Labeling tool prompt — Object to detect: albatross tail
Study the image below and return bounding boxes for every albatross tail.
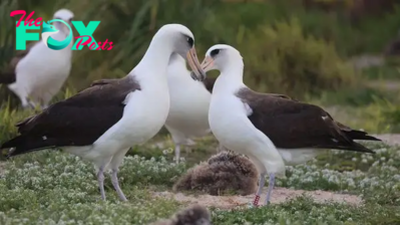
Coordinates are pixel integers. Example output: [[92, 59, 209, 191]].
[[343, 129, 382, 142], [329, 141, 376, 154], [1, 135, 53, 158]]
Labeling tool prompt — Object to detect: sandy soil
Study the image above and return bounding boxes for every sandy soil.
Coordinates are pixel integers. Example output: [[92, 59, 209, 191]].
[[350, 55, 384, 70], [152, 187, 362, 209], [375, 134, 400, 146]]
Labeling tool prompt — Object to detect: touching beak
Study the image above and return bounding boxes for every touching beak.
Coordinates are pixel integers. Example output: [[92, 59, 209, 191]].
[[200, 56, 214, 73], [186, 47, 206, 81]]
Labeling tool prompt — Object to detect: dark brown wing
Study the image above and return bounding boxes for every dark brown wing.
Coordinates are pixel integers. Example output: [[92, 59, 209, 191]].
[[237, 88, 378, 152], [2, 76, 140, 156], [0, 42, 38, 84], [265, 93, 295, 101]]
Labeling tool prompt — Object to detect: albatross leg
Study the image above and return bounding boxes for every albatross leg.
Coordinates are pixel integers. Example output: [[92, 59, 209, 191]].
[[111, 169, 127, 201], [21, 98, 30, 109], [97, 166, 106, 201], [174, 144, 181, 164], [28, 99, 38, 109], [109, 148, 130, 201], [264, 173, 276, 205], [253, 172, 266, 207]]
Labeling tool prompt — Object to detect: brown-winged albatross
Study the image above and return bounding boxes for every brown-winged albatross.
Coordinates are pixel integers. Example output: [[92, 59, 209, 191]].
[[0, 24, 205, 201], [165, 53, 216, 163], [201, 44, 381, 207], [0, 9, 74, 109]]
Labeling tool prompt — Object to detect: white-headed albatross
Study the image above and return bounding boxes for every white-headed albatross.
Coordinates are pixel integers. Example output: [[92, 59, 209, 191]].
[[202, 44, 381, 207], [0, 9, 75, 109], [0, 24, 206, 201], [165, 53, 216, 163]]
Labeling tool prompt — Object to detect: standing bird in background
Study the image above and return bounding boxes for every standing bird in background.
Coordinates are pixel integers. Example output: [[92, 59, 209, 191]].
[[202, 44, 381, 207], [1, 24, 205, 201], [0, 9, 74, 109], [165, 53, 216, 163]]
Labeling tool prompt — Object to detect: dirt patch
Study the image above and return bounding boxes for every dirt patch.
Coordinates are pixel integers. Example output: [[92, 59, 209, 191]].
[[375, 134, 400, 146], [152, 187, 362, 209], [364, 80, 400, 91], [350, 55, 384, 70]]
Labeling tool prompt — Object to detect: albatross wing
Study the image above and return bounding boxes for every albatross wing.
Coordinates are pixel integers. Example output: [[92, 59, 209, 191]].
[[236, 88, 380, 153], [1, 76, 140, 156]]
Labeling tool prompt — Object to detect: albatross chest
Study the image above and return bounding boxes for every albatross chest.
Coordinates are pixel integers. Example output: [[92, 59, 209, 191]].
[[106, 88, 170, 147], [209, 94, 259, 153]]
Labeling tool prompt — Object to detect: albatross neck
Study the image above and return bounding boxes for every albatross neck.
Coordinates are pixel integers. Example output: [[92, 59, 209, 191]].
[[214, 58, 245, 94], [130, 35, 174, 82]]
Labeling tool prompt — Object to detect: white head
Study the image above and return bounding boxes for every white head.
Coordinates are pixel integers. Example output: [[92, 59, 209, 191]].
[[53, 9, 74, 25], [150, 24, 205, 81], [201, 44, 243, 73]]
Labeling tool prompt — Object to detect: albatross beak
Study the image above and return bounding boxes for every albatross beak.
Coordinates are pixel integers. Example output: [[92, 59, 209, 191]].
[[200, 56, 214, 73], [186, 47, 206, 81]]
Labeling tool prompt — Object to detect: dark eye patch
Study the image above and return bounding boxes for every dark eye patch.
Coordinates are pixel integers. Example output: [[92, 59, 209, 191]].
[[210, 49, 220, 57], [186, 36, 194, 47]]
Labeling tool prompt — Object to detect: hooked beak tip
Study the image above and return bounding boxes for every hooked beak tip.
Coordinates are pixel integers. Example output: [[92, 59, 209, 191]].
[[190, 71, 206, 82], [190, 71, 199, 81], [186, 47, 206, 82]]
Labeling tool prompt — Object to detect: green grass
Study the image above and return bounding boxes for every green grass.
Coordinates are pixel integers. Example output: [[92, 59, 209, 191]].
[[0, 141, 399, 224]]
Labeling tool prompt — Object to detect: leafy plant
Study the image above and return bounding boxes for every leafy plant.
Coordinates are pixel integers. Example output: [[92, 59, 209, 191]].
[[240, 18, 357, 98]]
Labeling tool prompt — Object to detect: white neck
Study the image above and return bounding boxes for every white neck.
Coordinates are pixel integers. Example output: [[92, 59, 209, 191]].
[[167, 53, 189, 77], [129, 34, 173, 85], [213, 59, 245, 94], [168, 53, 186, 67]]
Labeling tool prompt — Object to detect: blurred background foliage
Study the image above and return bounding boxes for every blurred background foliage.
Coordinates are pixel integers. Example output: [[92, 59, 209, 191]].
[[1, 0, 400, 135]]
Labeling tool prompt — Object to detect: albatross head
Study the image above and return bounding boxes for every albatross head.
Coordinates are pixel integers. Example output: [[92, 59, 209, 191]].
[[201, 44, 243, 73], [53, 9, 74, 26], [153, 24, 206, 81]]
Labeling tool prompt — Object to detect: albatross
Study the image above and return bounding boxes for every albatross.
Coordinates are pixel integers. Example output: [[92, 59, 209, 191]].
[[202, 44, 381, 207], [165, 53, 216, 163], [0, 9, 74, 109], [0, 24, 205, 201]]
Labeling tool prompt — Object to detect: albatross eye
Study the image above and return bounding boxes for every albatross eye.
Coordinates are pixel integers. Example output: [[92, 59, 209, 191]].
[[210, 49, 220, 57], [186, 37, 194, 47]]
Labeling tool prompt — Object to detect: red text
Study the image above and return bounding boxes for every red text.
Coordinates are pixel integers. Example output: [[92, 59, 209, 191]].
[[75, 35, 114, 50], [10, 10, 42, 27]]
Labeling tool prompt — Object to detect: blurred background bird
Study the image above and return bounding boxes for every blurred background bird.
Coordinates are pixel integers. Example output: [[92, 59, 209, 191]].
[[0, 9, 74, 109]]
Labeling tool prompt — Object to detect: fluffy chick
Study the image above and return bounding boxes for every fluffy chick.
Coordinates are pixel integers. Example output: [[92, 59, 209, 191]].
[[173, 151, 258, 195], [150, 204, 211, 225]]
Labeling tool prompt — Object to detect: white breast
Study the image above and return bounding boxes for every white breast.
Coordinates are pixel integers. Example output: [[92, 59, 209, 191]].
[[166, 72, 211, 137], [91, 81, 170, 159], [209, 92, 285, 175], [209, 93, 257, 154]]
